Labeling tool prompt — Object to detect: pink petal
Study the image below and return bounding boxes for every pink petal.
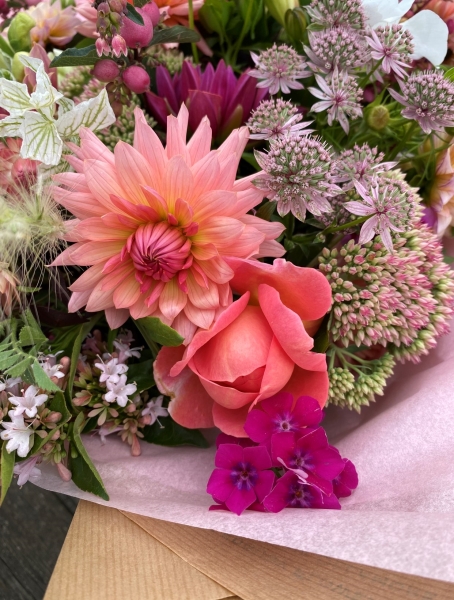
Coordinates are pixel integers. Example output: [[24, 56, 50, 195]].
[[212, 403, 250, 437], [52, 186, 105, 219], [255, 336, 295, 403], [79, 128, 115, 165], [164, 155, 194, 210], [68, 241, 125, 265], [133, 107, 167, 179], [159, 278, 188, 321], [282, 367, 329, 409], [84, 159, 125, 212], [69, 263, 105, 292], [114, 142, 162, 204], [105, 307, 129, 328], [215, 443, 243, 469], [183, 302, 216, 330], [113, 273, 141, 309], [187, 116, 212, 165]]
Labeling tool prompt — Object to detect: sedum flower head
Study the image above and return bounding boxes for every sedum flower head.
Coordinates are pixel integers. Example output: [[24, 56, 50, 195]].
[[305, 27, 368, 74], [249, 43, 311, 95], [333, 143, 397, 190], [309, 69, 363, 134], [247, 98, 313, 141], [51, 105, 285, 343], [345, 177, 422, 252], [328, 353, 395, 411], [254, 135, 340, 221], [306, 0, 367, 31], [389, 71, 454, 134], [366, 24, 414, 78], [59, 66, 93, 99], [319, 225, 454, 360]]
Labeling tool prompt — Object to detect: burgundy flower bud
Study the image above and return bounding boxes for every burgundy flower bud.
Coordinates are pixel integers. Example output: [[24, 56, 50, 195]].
[[98, 1, 110, 14], [120, 8, 153, 48], [110, 99, 124, 117], [93, 58, 120, 82], [122, 65, 150, 93], [109, 0, 126, 13], [142, 1, 161, 27]]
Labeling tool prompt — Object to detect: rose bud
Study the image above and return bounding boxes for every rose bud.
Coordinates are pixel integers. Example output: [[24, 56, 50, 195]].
[[122, 65, 150, 93]]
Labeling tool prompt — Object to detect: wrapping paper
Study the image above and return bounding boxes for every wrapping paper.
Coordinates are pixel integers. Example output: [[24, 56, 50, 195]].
[[34, 330, 454, 583]]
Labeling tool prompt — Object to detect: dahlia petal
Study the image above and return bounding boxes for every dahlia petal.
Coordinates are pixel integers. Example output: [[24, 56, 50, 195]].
[[282, 367, 329, 408], [221, 226, 265, 258], [115, 142, 161, 204], [187, 116, 212, 165], [212, 403, 250, 437], [68, 289, 91, 312], [64, 153, 84, 172], [84, 159, 125, 212], [154, 346, 215, 429], [195, 256, 234, 284], [254, 240, 286, 259], [52, 172, 90, 193], [113, 273, 141, 309], [191, 190, 237, 221], [187, 273, 219, 309], [159, 278, 188, 321], [216, 126, 249, 166], [68, 241, 125, 265], [129, 295, 154, 320], [176, 102, 190, 139], [137, 188, 168, 219], [68, 263, 105, 292], [191, 244, 219, 260], [228, 258, 332, 322], [85, 280, 114, 311], [164, 155, 194, 210], [52, 187, 105, 219], [105, 307, 129, 329], [170, 293, 250, 376], [214, 153, 240, 190], [166, 113, 190, 161], [50, 243, 82, 266], [183, 302, 215, 329], [173, 197, 194, 226], [227, 185, 267, 218], [79, 128, 115, 165], [192, 216, 244, 247], [191, 153, 221, 197], [133, 107, 167, 179], [71, 215, 134, 241], [240, 214, 285, 240], [171, 312, 197, 344]]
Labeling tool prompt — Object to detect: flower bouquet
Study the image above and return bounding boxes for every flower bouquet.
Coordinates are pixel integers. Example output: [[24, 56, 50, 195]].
[[1, 0, 454, 583]]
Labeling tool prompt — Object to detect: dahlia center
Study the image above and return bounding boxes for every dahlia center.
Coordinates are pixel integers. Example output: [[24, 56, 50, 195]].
[[129, 222, 191, 283]]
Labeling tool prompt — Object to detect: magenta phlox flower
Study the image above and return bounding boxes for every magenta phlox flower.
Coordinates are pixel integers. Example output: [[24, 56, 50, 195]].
[[146, 60, 267, 139], [244, 392, 323, 445], [263, 471, 341, 512], [333, 458, 359, 498], [215, 433, 256, 448], [207, 444, 275, 515], [271, 429, 345, 493]]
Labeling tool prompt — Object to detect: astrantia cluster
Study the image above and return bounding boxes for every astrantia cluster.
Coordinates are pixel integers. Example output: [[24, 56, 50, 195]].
[[319, 226, 454, 359], [306, 0, 367, 31], [255, 136, 340, 221], [389, 72, 454, 134], [309, 69, 363, 134], [333, 144, 397, 190], [366, 24, 414, 78], [305, 28, 368, 74], [247, 99, 313, 141], [207, 394, 358, 514], [249, 43, 311, 94]]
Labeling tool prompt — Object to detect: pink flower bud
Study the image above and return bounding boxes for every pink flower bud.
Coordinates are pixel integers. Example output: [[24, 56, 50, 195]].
[[56, 462, 72, 482], [120, 8, 153, 48], [96, 37, 111, 57], [111, 34, 128, 58], [109, 0, 125, 13], [122, 65, 150, 94], [142, 1, 161, 27], [93, 59, 121, 82], [131, 434, 141, 456], [45, 411, 62, 423]]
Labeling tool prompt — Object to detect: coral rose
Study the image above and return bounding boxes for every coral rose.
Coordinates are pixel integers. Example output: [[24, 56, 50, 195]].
[[154, 258, 332, 437]]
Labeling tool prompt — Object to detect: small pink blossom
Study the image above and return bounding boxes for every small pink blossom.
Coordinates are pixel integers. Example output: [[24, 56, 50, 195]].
[[9, 386, 48, 419], [249, 44, 311, 95]]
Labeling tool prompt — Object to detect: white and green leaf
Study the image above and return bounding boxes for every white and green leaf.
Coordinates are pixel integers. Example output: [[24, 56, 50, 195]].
[[20, 112, 63, 166], [56, 89, 115, 138], [0, 78, 31, 115], [19, 54, 42, 72], [0, 114, 23, 137], [57, 96, 75, 115], [30, 63, 62, 118]]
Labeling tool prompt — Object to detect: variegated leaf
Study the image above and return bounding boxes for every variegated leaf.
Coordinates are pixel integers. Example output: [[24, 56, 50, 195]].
[[56, 89, 115, 138], [19, 55, 42, 72], [30, 63, 62, 118], [0, 114, 23, 137], [0, 79, 31, 115], [19, 112, 63, 166], [57, 96, 75, 115]]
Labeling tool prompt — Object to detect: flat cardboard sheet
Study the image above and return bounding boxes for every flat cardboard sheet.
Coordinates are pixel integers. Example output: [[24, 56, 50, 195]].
[[36, 330, 454, 583]]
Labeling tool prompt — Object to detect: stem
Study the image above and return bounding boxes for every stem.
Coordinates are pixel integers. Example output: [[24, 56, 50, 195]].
[[358, 58, 383, 88], [387, 121, 420, 161], [322, 215, 369, 236], [188, 0, 199, 65], [231, 0, 254, 66]]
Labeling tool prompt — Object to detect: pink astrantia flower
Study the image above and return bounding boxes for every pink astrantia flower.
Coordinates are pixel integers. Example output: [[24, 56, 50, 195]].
[[244, 392, 323, 445], [249, 44, 311, 95], [365, 24, 414, 79], [247, 98, 313, 141], [308, 69, 363, 134], [207, 443, 275, 515], [51, 105, 284, 342]]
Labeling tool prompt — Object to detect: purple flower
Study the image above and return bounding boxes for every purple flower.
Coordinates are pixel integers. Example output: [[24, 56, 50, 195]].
[[366, 24, 414, 79], [249, 43, 311, 95], [207, 444, 275, 515], [263, 471, 341, 512], [333, 458, 359, 498], [305, 28, 368, 75], [145, 60, 267, 140], [247, 98, 313, 141], [308, 69, 363, 134], [389, 71, 454, 134], [244, 392, 323, 445], [271, 430, 345, 494]]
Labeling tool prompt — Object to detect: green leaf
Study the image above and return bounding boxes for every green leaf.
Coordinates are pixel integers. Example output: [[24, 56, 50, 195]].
[[142, 417, 209, 448], [0, 351, 21, 371], [124, 3, 145, 25], [0, 36, 14, 58], [150, 25, 200, 46], [256, 201, 276, 221], [6, 356, 34, 378], [19, 325, 47, 347], [69, 412, 109, 501], [31, 361, 61, 392], [0, 445, 15, 505], [134, 0, 148, 6], [127, 359, 155, 393], [50, 391, 71, 423], [444, 67, 454, 82], [135, 317, 184, 348], [49, 45, 99, 68]]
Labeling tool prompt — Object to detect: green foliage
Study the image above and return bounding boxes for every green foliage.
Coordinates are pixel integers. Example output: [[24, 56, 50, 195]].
[[65, 314, 101, 402], [142, 417, 209, 448], [0, 445, 15, 506], [7, 13, 34, 52], [150, 26, 200, 46], [135, 317, 184, 351], [69, 413, 109, 501], [49, 45, 99, 68], [127, 359, 155, 393], [124, 3, 145, 26]]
